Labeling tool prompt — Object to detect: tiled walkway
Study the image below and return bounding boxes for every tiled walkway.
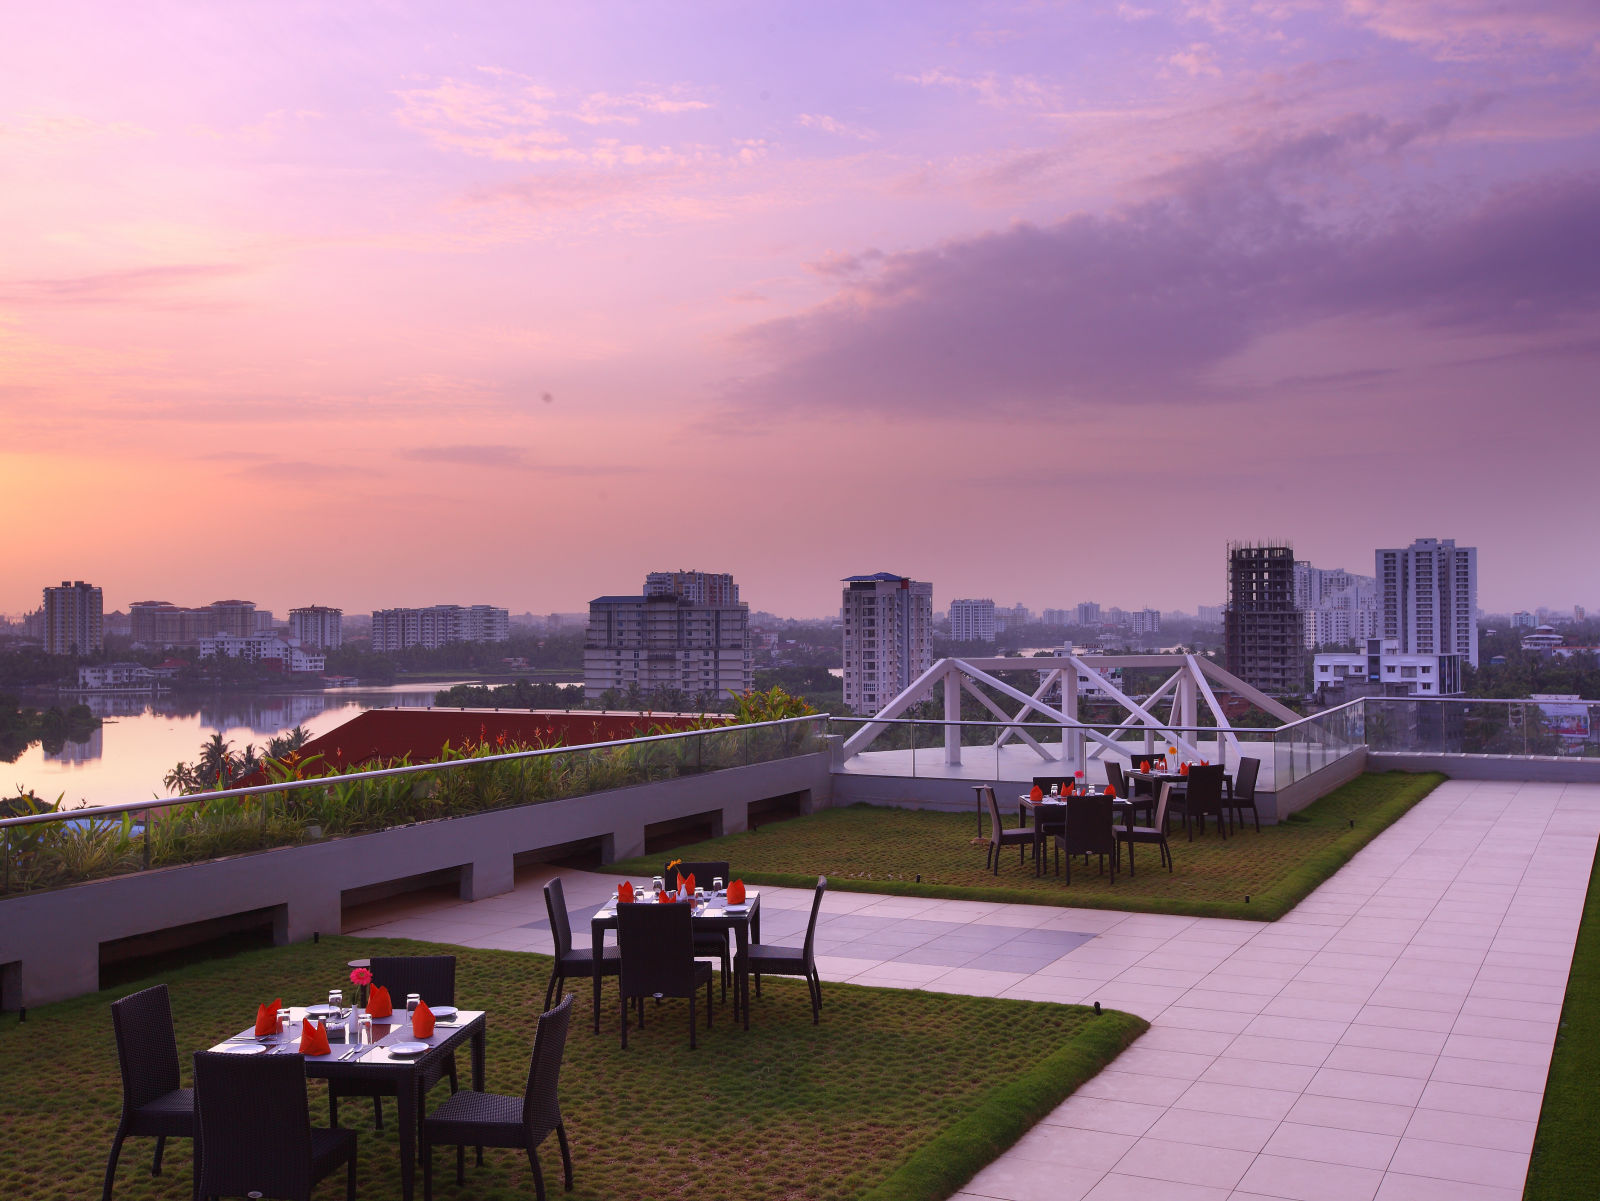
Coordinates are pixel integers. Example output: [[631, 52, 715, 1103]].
[[346, 779, 1600, 1201]]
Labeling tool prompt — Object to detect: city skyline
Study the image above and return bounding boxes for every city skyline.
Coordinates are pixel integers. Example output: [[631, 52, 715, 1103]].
[[5, 3, 1598, 616]]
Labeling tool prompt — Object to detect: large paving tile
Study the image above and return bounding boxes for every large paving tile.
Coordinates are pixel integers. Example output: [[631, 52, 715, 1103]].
[[1113, 1137, 1254, 1190], [1261, 1121, 1399, 1170]]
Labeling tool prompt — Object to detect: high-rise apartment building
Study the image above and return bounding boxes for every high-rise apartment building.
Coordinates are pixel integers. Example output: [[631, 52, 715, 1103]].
[[288, 605, 343, 650], [370, 605, 510, 651], [584, 572, 752, 701], [1294, 562, 1380, 649], [1376, 538, 1478, 668], [42, 581, 103, 655], [948, 598, 997, 643], [1076, 602, 1102, 626], [644, 571, 739, 606], [130, 599, 265, 647], [1041, 608, 1071, 626], [1224, 543, 1305, 696], [1130, 608, 1161, 636], [1510, 611, 1536, 630], [841, 573, 934, 715]]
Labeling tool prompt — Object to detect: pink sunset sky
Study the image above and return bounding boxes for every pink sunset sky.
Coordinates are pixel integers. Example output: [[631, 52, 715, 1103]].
[[4, 1, 1598, 619]]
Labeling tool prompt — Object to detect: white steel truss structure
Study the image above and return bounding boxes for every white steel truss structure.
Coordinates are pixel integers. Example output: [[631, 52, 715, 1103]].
[[838, 654, 1299, 771]]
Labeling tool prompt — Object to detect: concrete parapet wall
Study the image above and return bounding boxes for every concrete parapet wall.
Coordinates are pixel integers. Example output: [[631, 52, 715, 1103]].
[[1367, 752, 1600, 782], [0, 752, 830, 1009]]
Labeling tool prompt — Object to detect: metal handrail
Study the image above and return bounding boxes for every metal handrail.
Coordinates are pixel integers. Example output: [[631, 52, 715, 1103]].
[[0, 713, 827, 831], [828, 716, 1287, 735]]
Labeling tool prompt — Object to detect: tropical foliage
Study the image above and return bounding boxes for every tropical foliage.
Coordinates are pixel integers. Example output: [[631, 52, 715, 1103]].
[[0, 713, 828, 898]]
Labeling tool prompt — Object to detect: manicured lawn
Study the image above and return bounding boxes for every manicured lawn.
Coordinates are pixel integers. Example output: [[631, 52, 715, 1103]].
[[1524, 834, 1600, 1201], [1, 936, 1145, 1201], [616, 771, 1446, 921]]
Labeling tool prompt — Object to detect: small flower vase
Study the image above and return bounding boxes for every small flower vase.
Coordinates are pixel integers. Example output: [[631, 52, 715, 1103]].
[[355, 984, 369, 1009]]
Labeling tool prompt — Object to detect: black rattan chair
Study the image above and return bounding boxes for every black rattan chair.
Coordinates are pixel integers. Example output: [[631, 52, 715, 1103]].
[[543, 877, 621, 1031], [741, 876, 827, 1024], [616, 901, 714, 1050], [664, 860, 733, 999], [1225, 757, 1262, 833], [421, 993, 574, 1201], [103, 984, 196, 1201], [192, 1050, 357, 1201], [1173, 764, 1228, 840], [1116, 782, 1174, 875], [1055, 794, 1118, 885], [982, 785, 1032, 874], [329, 954, 458, 1131]]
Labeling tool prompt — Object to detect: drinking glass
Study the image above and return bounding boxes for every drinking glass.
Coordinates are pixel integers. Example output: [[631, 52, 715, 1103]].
[[1049, 784, 1059, 796], [652, 875, 665, 897], [275, 1008, 292, 1042], [406, 993, 421, 1015], [328, 988, 344, 1012], [357, 1014, 373, 1045], [712, 876, 724, 896]]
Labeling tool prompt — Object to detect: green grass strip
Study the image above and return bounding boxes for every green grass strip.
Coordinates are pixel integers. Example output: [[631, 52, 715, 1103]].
[[1523, 833, 1600, 1201], [617, 771, 1445, 922], [865, 1008, 1147, 1201]]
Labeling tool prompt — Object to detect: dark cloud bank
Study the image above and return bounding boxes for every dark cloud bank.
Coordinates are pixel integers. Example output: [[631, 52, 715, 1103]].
[[730, 124, 1600, 413]]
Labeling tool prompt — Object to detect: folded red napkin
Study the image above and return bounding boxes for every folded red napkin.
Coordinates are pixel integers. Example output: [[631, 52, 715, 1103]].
[[1139, 760, 1150, 772], [618, 880, 635, 904], [300, 1019, 331, 1057], [683, 872, 696, 895], [1103, 784, 1116, 796], [366, 985, 392, 1019], [1180, 762, 1190, 776], [727, 879, 746, 905], [1028, 784, 1043, 801], [412, 999, 435, 1039], [254, 997, 284, 1036]]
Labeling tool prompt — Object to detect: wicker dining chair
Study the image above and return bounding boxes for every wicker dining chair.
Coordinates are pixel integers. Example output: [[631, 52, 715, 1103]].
[[103, 984, 196, 1201], [1173, 764, 1229, 840], [616, 901, 714, 1050], [982, 785, 1032, 874], [1116, 782, 1174, 875], [1225, 757, 1263, 833], [741, 876, 827, 1024], [192, 1050, 357, 1201], [329, 954, 458, 1131], [664, 859, 733, 999], [1055, 794, 1118, 885], [421, 994, 574, 1201], [543, 877, 621, 1029]]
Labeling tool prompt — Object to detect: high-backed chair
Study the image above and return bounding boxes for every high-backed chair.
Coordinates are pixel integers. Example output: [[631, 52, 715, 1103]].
[[616, 902, 714, 1050], [421, 994, 575, 1201], [329, 955, 458, 1130], [982, 785, 1032, 874], [192, 1050, 357, 1201], [1225, 757, 1262, 833], [103, 984, 196, 1201], [664, 860, 733, 997], [740, 877, 827, 1024], [543, 876, 621, 1031], [1174, 764, 1228, 840], [1116, 783, 1174, 875], [1056, 794, 1118, 885]]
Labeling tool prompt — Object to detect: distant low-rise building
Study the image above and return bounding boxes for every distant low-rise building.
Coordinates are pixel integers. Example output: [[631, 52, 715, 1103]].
[[1314, 637, 1461, 697], [1522, 626, 1565, 652], [370, 604, 509, 651], [77, 662, 155, 689], [199, 633, 325, 674]]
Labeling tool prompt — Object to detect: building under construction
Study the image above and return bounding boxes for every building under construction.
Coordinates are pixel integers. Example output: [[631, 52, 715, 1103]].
[[1225, 542, 1305, 697]]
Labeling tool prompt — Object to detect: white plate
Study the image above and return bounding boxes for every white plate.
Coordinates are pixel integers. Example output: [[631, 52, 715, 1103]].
[[386, 1041, 429, 1057], [217, 1042, 267, 1055], [723, 903, 750, 913], [305, 1004, 344, 1018], [429, 1006, 459, 1020]]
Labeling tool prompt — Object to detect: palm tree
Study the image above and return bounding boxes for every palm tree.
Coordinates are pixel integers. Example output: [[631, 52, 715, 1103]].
[[196, 732, 235, 790], [237, 743, 261, 777], [162, 761, 197, 795]]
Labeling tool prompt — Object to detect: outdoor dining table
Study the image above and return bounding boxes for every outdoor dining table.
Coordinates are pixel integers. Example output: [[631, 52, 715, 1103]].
[[206, 1005, 487, 1201], [1018, 794, 1134, 875], [591, 890, 763, 1029]]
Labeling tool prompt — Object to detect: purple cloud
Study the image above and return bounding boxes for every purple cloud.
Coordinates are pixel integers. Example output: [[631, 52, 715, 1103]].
[[728, 115, 1600, 414]]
